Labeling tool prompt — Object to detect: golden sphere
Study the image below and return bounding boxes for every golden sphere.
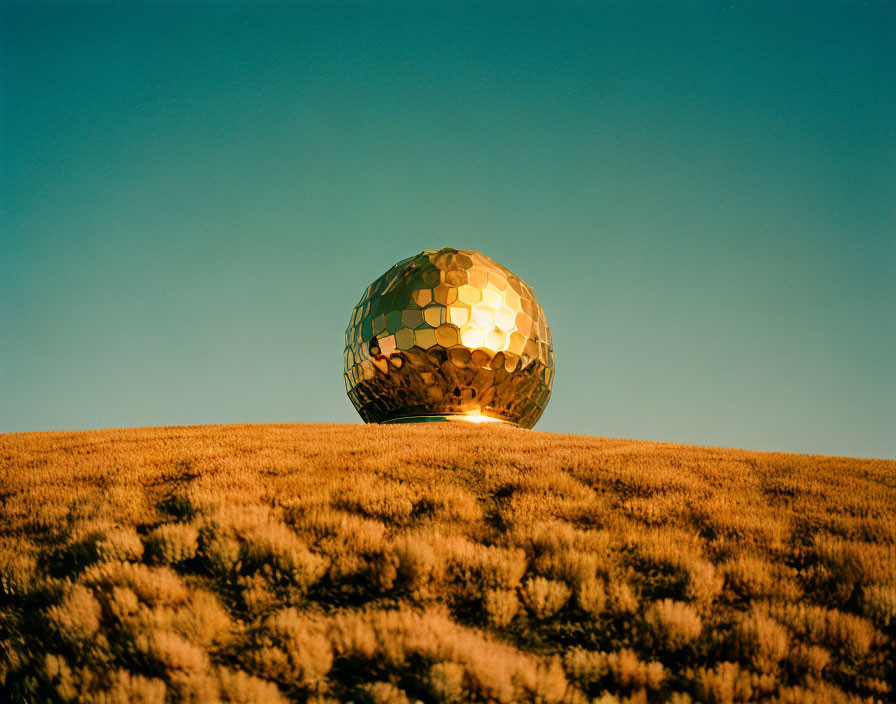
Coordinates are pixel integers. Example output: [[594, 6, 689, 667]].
[[344, 248, 554, 428]]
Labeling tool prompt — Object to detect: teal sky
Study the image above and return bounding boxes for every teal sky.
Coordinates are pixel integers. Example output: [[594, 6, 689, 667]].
[[2, 1, 894, 458]]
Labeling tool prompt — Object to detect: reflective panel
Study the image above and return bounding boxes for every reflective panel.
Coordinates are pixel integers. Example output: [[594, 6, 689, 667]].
[[460, 324, 484, 348], [448, 306, 470, 327], [413, 288, 432, 307], [423, 306, 443, 327], [394, 327, 415, 350], [343, 247, 554, 429], [435, 323, 458, 348], [457, 285, 481, 305], [402, 309, 424, 329], [415, 328, 437, 350]]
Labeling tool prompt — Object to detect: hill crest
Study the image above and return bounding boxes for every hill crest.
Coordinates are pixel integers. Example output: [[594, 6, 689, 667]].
[[1, 424, 894, 703]]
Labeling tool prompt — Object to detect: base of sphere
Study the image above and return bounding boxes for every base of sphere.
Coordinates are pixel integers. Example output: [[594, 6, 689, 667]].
[[383, 413, 515, 426]]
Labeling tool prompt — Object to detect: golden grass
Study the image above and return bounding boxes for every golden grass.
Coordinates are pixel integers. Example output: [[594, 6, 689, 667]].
[[0, 423, 894, 703]]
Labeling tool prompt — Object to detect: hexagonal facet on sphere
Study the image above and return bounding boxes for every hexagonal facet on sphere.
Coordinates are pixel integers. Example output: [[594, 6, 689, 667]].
[[344, 248, 554, 428]]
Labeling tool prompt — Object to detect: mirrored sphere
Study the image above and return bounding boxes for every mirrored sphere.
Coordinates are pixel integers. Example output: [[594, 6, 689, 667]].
[[344, 248, 554, 428]]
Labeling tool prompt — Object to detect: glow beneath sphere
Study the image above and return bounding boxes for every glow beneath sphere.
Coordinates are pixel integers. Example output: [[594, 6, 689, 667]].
[[344, 248, 554, 428]]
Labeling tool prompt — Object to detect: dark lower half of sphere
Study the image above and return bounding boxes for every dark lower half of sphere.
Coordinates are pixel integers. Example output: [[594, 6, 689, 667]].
[[345, 346, 551, 429]]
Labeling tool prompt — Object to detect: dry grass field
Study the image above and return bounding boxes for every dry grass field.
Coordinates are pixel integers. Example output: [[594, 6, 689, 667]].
[[1, 424, 894, 704]]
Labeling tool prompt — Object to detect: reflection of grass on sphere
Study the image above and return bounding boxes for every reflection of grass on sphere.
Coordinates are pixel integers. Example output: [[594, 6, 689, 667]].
[[1, 424, 894, 703]]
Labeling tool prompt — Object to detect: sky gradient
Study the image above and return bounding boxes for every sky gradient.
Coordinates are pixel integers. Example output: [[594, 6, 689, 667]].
[[2, 1, 894, 458]]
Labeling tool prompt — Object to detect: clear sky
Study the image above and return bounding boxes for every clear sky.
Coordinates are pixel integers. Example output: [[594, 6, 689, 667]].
[[2, 1, 894, 459]]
